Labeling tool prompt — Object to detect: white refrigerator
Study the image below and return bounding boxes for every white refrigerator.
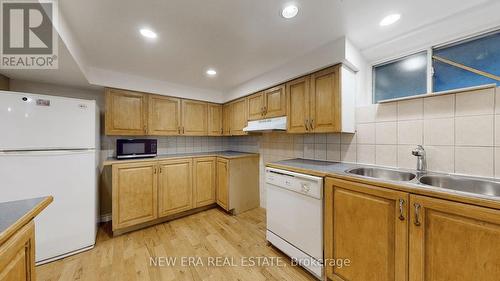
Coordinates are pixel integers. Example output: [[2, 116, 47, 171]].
[[0, 90, 99, 264]]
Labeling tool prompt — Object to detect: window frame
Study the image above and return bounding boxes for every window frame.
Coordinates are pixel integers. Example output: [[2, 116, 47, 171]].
[[371, 28, 499, 104]]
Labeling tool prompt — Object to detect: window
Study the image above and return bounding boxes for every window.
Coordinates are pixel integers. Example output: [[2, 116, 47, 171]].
[[433, 31, 500, 92], [372, 29, 500, 103], [373, 52, 428, 103]]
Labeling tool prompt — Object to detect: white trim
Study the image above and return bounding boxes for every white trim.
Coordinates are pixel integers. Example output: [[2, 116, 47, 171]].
[[433, 26, 500, 49], [426, 47, 433, 94], [36, 244, 95, 265], [377, 83, 496, 104]]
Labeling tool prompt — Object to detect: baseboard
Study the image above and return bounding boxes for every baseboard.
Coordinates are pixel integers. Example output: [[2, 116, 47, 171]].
[[99, 213, 112, 223]]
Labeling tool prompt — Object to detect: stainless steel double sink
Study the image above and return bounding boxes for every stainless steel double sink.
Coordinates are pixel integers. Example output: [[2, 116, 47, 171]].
[[346, 167, 500, 197]]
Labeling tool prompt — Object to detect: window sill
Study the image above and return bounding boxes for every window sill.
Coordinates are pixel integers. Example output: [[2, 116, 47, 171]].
[[377, 83, 497, 104]]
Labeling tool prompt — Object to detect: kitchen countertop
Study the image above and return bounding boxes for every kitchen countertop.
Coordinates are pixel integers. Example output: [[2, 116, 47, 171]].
[[0, 196, 53, 245], [103, 151, 259, 165], [267, 158, 500, 210]]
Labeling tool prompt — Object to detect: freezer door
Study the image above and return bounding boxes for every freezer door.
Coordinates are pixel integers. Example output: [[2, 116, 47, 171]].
[[0, 150, 97, 262], [0, 91, 96, 150]]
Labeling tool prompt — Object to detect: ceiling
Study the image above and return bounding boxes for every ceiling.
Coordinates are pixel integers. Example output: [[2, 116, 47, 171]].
[[2, 0, 497, 96]]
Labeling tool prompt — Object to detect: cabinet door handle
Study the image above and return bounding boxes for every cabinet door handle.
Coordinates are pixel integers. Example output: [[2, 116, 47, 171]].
[[398, 199, 405, 221], [178, 126, 181, 134], [304, 119, 309, 131], [264, 106, 267, 115], [414, 203, 421, 226], [261, 107, 264, 116], [182, 126, 185, 134], [154, 167, 157, 174], [310, 118, 315, 129]]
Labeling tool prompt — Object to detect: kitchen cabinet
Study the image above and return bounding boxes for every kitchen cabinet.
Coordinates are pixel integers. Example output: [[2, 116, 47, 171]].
[[263, 84, 286, 118], [216, 156, 259, 214], [409, 194, 500, 281], [286, 76, 310, 133], [158, 159, 193, 217], [222, 103, 232, 136], [247, 92, 265, 121], [286, 64, 355, 133], [148, 95, 181, 135], [216, 158, 229, 210], [194, 157, 217, 207], [112, 161, 158, 230], [230, 98, 248, 135], [0, 222, 35, 281], [105, 88, 148, 135], [325, 177, 409, 281], [310, 65, 341, 133], [207, 104, 223, 136], [181, 100, 208, 136], [247, 85, 286, 121]]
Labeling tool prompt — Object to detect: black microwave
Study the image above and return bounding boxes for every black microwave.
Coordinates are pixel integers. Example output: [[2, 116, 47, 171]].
[[116, 139, 157, 159]]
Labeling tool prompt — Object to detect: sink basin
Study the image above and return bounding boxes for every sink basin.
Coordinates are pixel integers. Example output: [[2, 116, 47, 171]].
[[419, 175, 500, 197], [346, 167, 416, 181]]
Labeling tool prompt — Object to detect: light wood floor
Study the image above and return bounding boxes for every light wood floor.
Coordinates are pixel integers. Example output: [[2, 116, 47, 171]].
[[36, 208, 317, 281]]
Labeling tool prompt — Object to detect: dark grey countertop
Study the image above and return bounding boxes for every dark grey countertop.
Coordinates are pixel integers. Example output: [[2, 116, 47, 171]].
[[103, 151, 259, 165], [0, 197, 49, 236]]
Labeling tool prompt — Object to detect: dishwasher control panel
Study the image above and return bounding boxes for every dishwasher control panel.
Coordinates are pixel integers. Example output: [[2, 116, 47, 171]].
[[265, 168, 323, 199]]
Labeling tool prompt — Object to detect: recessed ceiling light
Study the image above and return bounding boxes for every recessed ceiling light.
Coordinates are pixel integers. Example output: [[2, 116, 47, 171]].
[[380, 14, 401, 26], [206, 69, 217, 76], [140, 28, 157, 39], [282, 5, 299, 19]]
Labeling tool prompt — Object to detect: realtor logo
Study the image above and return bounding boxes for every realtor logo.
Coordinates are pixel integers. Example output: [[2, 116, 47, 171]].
[[0, 0, 58, 69]]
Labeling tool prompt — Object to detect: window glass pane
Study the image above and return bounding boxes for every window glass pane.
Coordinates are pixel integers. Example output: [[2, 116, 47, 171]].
[[433, 31, 500, 92], [373, 51, 427, 103]]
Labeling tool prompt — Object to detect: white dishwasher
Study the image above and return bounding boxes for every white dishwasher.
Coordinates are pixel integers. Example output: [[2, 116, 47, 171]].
[[265, 167, 323, 279]]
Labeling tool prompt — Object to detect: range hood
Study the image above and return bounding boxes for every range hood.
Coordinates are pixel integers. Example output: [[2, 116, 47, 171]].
[[243, 116, 287, 132]]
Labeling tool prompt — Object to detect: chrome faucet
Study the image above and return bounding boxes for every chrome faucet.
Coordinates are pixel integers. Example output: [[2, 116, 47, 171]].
[[412, 145, 426, 172]]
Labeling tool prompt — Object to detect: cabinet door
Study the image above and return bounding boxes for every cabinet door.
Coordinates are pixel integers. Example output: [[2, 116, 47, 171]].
[[112, 162, 158, 230], [216, 158, 229, 210], [325, 178, 409, 281], [247, 92, 264, 121], [148, 95, 181, 135], [310, 65, 340, 133], [409, 195, 500, 281], [286, 76, 310, 133], [207, 104, 223, 136], [105, 88, 147, 135], [194, 157, 216, 207], [263, 84, 286, 118], [222, 103, 232, 136], [158, 159, 193, 217], [182, 100, 208, 136], [230, 98, 248, 135], [0, 221, 35, 281]]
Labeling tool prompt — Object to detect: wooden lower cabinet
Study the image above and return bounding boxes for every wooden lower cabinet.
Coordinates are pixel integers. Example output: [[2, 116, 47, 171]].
[[216, 158, 229, 210], [409, 194, 500, 281], [158, 159, 193, 217], [194, 157, 216, 207], [325, 177, 500, 281], [112, 162, 158, 230], [0, 222, 35, 281], [325, 178, 409, 281]]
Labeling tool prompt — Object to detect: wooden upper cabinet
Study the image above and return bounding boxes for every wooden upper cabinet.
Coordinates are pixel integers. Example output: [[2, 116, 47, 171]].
[[181, 100, 208, 136], [325, 178, 409, 281], [286, 76, 310, 133], [207, 104, 223, 136], [310, 65, 340, 133], [216, 158, 229, 210], [193, 157, 216, 207], [105, 88, 148, 135], [247, 92, 265, 121], [409, 195, 500, 281], [230, 98, 248, 135], [222, 103, 232, 136], [112, 162, 158, 230], [148, 95, 181, 135], [158, 159, 193, 217], [263, 84, 286, 118], [0, 221, 35, 281]]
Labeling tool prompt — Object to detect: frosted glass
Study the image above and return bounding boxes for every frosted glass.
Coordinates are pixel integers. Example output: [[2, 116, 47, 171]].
[[373, 52, 427, 103]]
